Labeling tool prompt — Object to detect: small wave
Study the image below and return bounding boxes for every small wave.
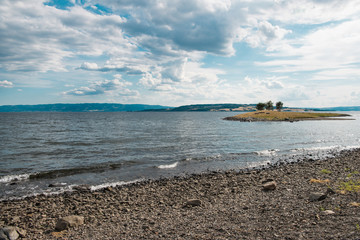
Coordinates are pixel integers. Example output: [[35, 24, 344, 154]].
[[183, 154, 225, 162], [256, 149, 279, 156], [157, 162, 179, 169], [0, 174, 30, 183], [306, 146, 342, 151], [0, 179, 143, 202], [289, 145, 360, 157], [90, 179, 141, 191], [0, 184, 77, 202], [246, 159, 272, 168], [290, 145, 360, 153], [341, 145, 360, 150], [183, 152, 255, 163], [45, 141, 94, 146]]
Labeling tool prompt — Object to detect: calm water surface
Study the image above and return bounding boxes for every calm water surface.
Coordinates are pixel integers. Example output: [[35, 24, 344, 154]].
[[0, 111, 359, 199]]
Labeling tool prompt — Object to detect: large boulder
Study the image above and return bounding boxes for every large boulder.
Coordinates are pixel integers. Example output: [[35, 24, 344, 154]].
[[55, 215, 84, 231], [0, 226, 26, 240], [0, 230, 8, 240]]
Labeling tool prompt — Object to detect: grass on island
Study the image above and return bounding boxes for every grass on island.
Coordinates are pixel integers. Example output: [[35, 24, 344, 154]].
[[227, 110, 351, 121]]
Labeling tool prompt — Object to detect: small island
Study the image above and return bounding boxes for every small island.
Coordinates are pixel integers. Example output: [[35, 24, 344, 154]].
[[224, 100, 353, 122], [224, 110, 353, 122]]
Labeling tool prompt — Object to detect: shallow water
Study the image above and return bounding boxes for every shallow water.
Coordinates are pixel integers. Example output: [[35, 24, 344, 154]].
[[1, 111, 359, 200]]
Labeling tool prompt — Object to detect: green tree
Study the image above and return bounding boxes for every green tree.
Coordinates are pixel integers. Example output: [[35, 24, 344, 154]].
[[265, 101, 273, 110], [256, 102, 266, 110], [276, 101, 284, 111]]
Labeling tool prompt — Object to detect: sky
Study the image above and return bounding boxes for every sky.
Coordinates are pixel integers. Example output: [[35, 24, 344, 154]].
[[1, 0, 360, 107]]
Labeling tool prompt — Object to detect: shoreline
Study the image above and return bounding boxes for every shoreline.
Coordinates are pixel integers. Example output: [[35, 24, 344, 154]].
[[224, 116, 355, 122], [1, 149, 360, 239], [223, 110, 354, 122]]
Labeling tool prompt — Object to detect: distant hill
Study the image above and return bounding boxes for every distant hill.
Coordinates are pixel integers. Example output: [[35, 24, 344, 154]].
[[169, 104, 257, 112], [146, 103, 360, 112], [0, 103, 171, 112]]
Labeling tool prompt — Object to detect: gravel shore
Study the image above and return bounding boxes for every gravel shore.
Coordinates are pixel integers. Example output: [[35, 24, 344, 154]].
[[1, 149, 360, 239]]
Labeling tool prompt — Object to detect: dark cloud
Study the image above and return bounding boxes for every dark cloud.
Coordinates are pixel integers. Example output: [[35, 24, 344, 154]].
[[93, 0, 238, 56]]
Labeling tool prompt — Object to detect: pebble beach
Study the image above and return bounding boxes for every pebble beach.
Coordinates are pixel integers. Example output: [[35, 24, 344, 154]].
[[1, 149, 360, 239]]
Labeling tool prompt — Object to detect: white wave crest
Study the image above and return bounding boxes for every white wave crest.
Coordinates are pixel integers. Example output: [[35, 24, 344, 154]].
[[247, 159, 271, 168], [291, 145, 360, 153], [90, 179, 141, 191], [341, 145, 360, 150], [0, 174, 30, 183], [256, 149, 279, 156], [157, 162, 179, 169]]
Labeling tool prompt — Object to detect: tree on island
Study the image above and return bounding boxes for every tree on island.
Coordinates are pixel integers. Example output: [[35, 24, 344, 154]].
[[276, 101, 284, 111], [256, 102, 266, 110], [265, 101, 274, 110]]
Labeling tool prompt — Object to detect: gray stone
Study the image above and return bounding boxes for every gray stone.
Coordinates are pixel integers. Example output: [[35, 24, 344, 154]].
[[48, 182, 67, 188], [0, 229, 8, 240], [0, 227, 19, 240], [262, 181, 277, 191], [309, 192, 327, 201], [55, 215, 84, 231]]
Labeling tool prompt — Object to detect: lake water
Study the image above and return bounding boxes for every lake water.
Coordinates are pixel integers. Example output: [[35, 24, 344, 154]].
[[1, 111, 359, 200]]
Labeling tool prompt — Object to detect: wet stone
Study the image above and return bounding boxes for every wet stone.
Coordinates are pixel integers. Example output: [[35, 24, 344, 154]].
[[309, 192, 327, 202], [55, 215, 84, 231]]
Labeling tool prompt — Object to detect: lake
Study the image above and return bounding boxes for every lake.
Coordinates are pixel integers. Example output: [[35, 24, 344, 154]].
[[1, 111, 359, 200]]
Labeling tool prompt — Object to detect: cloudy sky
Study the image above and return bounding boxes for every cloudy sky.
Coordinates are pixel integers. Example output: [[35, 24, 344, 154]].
[[1, 0, 360, 107]]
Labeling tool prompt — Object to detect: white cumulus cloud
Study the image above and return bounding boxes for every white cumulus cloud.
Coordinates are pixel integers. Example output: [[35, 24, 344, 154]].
[[64, 78, 137, 97], [0, 80, 14, 88], [0, 0, 128, 72], [1, 0, 360, 106]]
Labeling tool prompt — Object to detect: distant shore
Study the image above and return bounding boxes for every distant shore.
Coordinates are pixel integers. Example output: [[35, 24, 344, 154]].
[[1, 149, 360, 239]]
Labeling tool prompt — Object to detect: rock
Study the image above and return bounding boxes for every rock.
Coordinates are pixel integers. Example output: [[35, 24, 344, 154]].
[[48, 182, 67, 188], [72, 185, 91, 192], [0, 226, 23, 240], [326, 187, 335, 195], [55, 215, 84, 231], [322, 210, 335, 215], [0, 230, 7, 240], [184, 199, 202, 207], [349, 202, 360, 207], [309, 192, 327, 202], [262, 181, 277, 191]]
